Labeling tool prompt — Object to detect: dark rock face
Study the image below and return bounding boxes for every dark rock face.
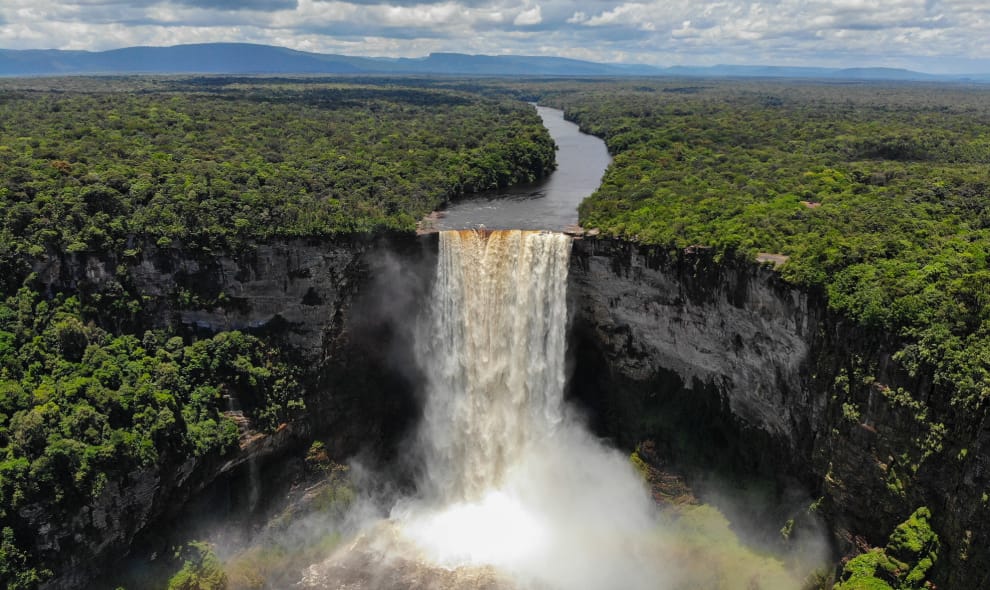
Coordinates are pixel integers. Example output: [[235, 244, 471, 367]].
[[28, 234, 430, 589], [33, 238, 367, 362], [568, 239, 820, 453], [28, 232, 989, 588], [568, 237, 990, 588]]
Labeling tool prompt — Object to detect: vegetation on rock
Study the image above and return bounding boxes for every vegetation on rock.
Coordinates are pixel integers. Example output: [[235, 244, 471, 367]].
[[168, 541, 228, 590], [834, 507, 939, 590], [0, 76, 556, 588], [0, 286, 301, 587], [539, 81, 990, 414]]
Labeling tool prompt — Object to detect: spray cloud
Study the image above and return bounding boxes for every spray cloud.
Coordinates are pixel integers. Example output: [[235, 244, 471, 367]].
[[301, 229, 825, 590]]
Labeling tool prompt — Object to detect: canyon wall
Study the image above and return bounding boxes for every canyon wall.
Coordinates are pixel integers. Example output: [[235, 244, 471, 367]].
[[26, 235, 429, 589], [26, 232, 989, 588], [568, 237, 990, 588], [34, 238, 366, 363]]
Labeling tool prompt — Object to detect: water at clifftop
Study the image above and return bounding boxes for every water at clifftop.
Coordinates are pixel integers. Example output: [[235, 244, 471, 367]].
[[294, 106, 822, 589], [425, 106, 611, 232], [301, 230, 663, 590]]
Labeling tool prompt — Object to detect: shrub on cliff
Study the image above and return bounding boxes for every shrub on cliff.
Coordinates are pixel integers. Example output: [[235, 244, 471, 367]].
[[834, 507, 939, 590], [168, 541, 228, 590]]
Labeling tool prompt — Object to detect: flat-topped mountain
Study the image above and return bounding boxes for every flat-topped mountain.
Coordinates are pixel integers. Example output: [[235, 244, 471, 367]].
[[3, 42, 984, 80]]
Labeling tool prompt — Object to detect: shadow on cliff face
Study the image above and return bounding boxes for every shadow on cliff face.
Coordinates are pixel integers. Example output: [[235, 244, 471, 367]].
[[347, 240, 437, 401], [565, 313, 834, 587], [96, 237, 438, 590], [314, 236, 437, 468]]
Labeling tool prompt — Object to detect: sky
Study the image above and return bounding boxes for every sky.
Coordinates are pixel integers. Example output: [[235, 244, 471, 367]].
[[1, 0, 988, 73]]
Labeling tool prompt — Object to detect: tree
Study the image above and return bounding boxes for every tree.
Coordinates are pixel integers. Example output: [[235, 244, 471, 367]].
[[167, 541, 228, 590]]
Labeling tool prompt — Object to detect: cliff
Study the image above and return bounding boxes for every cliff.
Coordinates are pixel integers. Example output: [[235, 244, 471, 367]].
[[568, 237, 990, 588], [20, 232, 989, 588], [33, 239, 365, 362], [23, 234, 427, 589]]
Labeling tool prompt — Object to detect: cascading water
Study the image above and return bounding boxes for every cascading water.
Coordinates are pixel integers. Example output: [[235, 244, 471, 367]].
[[303, 230, 673, 589], [416, 230, 570, 501]]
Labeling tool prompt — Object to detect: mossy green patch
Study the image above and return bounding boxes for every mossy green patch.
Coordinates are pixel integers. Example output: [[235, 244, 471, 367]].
[[834, 507, 939, 590]]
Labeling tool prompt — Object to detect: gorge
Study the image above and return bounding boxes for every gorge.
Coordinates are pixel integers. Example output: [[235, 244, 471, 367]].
[[300, 229, 665, 589], [4, 84, 985, 589]]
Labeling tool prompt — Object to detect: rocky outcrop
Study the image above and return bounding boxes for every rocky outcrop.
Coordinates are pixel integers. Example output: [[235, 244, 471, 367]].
[[27, 233, 429, 589], [568, 237, 990, 588], [33, 238, 370, 363], [569, 240, 819, 449]]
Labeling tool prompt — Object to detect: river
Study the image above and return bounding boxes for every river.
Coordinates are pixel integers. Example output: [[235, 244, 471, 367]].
[[426, 105, 611, 232]]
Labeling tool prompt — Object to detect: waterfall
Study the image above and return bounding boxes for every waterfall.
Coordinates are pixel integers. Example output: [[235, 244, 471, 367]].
[[416, 229, 572, 501], [304, 228, 663, 590], [388, 228, 660, 587]]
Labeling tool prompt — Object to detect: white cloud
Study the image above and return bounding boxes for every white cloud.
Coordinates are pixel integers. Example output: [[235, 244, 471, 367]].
[[514, 4, 541, 26], [582, 3, 646, 27], [0, 0, 988, 72]]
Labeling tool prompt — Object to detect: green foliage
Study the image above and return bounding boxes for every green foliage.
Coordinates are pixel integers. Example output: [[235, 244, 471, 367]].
[[629, 448, 650, 481], [0, 289, 300, 585], [181, 331, 303, 433], [834, 507, 939, 590], [542, 80, 989, 413], [841, 402, 861, 424], [656, 503, 811, 589], [309, 464, 355, 519], [835, 551, 895, 590], [0, 78, 555, 281], [224, 531, 342, 590], [305, 440, 328, 467], [168, 541, 228, 590], [301, 445, 355, 517], [224, 452, 353, 589], [0, 526, 50, 589]]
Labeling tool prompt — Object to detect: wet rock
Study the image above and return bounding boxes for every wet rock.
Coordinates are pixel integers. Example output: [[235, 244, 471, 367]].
[[301, 522, 517, 590]]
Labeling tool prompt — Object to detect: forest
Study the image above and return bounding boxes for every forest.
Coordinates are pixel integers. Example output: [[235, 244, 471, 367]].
[[0, 77, 556, 588], [3, 74, 989, 589], [530, 80, 989, 590], [521, 80, 990, 414]]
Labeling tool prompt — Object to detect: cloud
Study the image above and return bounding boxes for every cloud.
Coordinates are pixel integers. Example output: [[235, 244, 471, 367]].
[[0, 0, 988, 72], [514, 4, 542, 26], [175, 0, 299, 10], [54, 0, 298, 10]]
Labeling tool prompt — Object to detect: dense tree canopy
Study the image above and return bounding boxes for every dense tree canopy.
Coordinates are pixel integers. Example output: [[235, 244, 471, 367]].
[[536, 81, 990, 413], [0, 78, 555, 270], [0, 76, 556, 588], [0, 287, 302, 587]]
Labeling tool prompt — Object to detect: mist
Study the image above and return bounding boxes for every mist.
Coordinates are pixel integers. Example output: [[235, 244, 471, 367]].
[[187, 230, 831, 590], [283, 230, 830, 590]]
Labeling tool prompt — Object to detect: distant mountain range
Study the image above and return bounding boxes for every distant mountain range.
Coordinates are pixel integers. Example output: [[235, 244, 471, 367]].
[[2, 43, 988, 81]]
